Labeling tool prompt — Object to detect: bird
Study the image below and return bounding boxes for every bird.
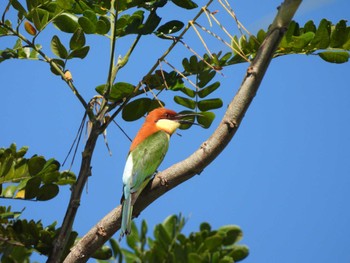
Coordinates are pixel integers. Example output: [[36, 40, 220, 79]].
[[120, 107, 196, 239]]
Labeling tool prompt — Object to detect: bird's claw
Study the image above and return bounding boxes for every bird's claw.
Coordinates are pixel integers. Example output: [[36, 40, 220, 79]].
[[158, 176, 169, 187]]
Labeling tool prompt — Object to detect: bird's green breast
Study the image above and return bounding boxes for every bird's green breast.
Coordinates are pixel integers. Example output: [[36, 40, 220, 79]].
[[128, 131, 170, 192]]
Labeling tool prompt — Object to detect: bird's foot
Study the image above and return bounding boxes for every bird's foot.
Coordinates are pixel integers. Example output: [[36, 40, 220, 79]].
[[158, 175, 169, 187]]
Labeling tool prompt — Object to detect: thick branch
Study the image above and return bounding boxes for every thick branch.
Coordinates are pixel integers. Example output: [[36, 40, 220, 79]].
[[64, 0, 302, 262]]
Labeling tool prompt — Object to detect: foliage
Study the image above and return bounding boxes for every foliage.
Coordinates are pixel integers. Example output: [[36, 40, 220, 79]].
[[229, 19, 350, 64], [0, 206, 77, 262], [0, 211, 248, 263], [96, 214, 249, 263], [0, 143, 76, 201]]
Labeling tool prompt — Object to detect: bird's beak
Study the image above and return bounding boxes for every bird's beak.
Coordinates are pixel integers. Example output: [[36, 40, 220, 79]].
[[175, 112, 203, 126]]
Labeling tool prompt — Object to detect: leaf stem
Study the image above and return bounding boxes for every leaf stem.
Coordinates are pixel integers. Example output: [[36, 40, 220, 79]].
[[0, 20, 92, 119]]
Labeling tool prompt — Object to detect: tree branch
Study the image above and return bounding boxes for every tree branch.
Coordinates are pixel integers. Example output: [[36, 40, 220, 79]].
[[47, 121, 101, 263], [63, 0, 302, 262]]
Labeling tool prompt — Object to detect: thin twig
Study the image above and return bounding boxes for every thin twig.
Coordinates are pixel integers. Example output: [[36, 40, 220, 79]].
[[112, 120, 132, 142], [189, 20, 213, 58], [62, 113, 87, 168]]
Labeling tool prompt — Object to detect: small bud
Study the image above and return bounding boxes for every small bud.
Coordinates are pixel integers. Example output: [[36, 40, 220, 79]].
[[24, 21, 37, 36], [64, 70, 73, 82]]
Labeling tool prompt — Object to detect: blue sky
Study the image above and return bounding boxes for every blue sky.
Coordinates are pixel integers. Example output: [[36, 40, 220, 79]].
[[1, 0, 350, 262]]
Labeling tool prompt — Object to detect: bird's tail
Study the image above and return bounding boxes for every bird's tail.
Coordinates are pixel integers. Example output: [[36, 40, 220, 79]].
[[120, 193, 133, 240]]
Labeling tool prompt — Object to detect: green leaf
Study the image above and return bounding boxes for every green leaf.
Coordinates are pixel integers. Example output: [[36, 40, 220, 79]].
[[122, 249, 141, 263], [330, 20, 348, 48], [318, 51, 349, 63], [50, 35, 68, 59], [83, 10, 98, 24], [122, 98, 152, 121], [0, 155, 14, 178], [311, 19, 331, 49], [97, 16, 111, 35], [197, 98, 223, 111], [343, 37, 350, 50], [41, 171, 59, 184], [139, 11, 161, 35], [11, 0, 27, 16], [68, 46, 90, 59], [96, 19, 109, 35], [28, 156, 46, 176], [141, 219, 148, 244], [53, 13, 79, 33], [171, 86, 195, 98], [200, 222, 211, 232], [174, 96, 196, 109], [218, 225, 243, 245], [70, 28, 85, 50], [197, 111, 215, 129], [56, 0, 75, 9], [126, 10, 144, 34], [257, 29, 266, 43], [162, 215, 177, 239], [50, 59, 65, 75], [79, 16, 96, 34], [109, 82, 134, 101], [188, 253, 203, 263], [95, 84, 107, 95], [57, 170, 76, 185], [17, 146, 29, 158], [229, 245, 249, 262], [156, 20, 184, 37], [291, 32, 315, 49], [171, 0, 198, 9], [182, 57, 191, 72], [198, 82, 220, 98], [31, 8, 41, 31], [109, 238, 122, 259], [303, 20, 316, 33], [96, 82, 134, 101], [24, 176, 41, 199], [204, 235, 222, 251], [198, 70, 216, 88], [91, 245, 113, 260], [36, 184, 59, 201], [126, 221, 140, 250], [189, 55, 198, 73], [154, 224, 171, 248]]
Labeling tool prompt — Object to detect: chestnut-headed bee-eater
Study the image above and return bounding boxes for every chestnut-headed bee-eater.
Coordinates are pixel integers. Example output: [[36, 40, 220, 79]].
[[120, 108, 195, 238]]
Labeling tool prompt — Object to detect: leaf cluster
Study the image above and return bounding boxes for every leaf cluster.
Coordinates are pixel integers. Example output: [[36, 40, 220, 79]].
[[110, 19, 350, 127], [0, 206, 79, 262], [0, 143, 76, 201], [230, 19, 350, 64], [97, 214, 249, 263]]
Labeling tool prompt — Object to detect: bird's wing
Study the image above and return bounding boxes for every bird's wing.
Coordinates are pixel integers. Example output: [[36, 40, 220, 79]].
[[123, 131, 170, 195]]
